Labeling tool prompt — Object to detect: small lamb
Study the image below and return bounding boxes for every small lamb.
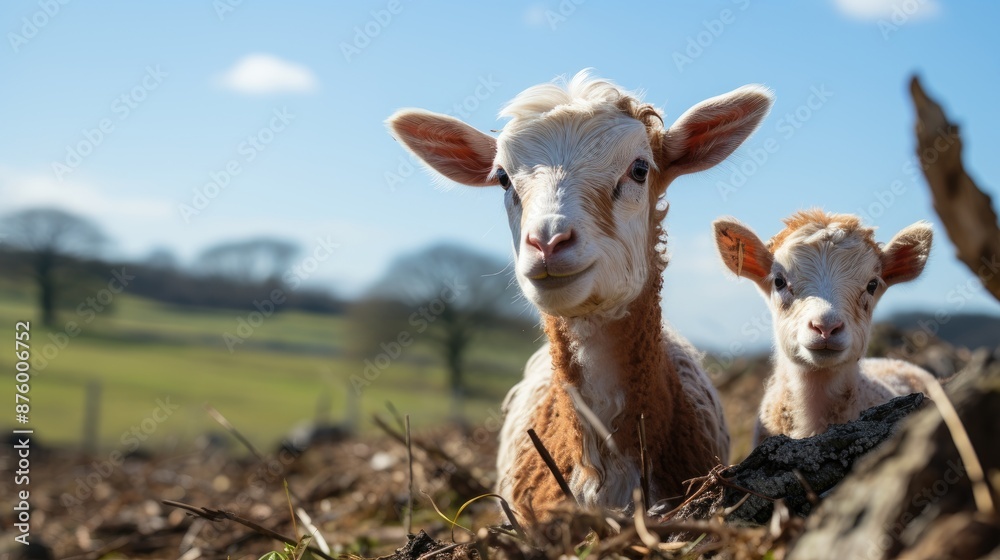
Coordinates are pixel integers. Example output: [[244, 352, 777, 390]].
[[713, 209, 934, 443]]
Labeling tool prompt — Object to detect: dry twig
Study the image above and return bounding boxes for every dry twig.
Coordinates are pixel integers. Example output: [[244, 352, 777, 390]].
[[527, 428, 576, 504], [161, 500, 336, 560]]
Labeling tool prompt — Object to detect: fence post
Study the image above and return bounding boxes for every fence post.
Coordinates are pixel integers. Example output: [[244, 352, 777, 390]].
[[345, 379, 360, 434], [83, 380, 102, 454]]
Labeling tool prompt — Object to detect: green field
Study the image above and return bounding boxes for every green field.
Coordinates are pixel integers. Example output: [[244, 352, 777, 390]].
[[0, 281, 538, 450]]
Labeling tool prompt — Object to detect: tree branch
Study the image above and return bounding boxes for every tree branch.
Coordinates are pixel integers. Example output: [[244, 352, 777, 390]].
[[910, 76, 1000, 301]]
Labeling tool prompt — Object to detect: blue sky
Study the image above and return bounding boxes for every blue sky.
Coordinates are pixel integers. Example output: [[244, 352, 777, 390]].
[[2, 0, 999, 350]]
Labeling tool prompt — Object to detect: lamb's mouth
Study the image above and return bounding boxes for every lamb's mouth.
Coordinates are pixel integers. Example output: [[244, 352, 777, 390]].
[[528, 264, 595, 290], [803, 343, 847, 360]]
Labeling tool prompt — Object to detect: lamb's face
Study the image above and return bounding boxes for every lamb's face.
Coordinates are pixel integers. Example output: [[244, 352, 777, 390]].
[[390, 71, 774, 320], [495, 109, 656, 317], [714, 210, 933, 374], [767, 225, 884, 369]]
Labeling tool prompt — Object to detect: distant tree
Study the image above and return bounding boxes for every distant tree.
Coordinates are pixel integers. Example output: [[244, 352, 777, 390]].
[[353, 244, 514, 411], [0, 208, 105, 327], [195, 237, 299, 284], [144, 247, 179, 270]]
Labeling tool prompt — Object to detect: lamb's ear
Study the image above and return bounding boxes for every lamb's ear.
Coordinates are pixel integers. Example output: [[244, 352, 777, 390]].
[[713, 217, 773, 289], [881, 221, 933, 287], [658, 85, 774, 183], [387, 109, 499, 187]]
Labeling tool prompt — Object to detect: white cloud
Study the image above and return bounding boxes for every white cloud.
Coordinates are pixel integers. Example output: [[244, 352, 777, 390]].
[[215, 54, 318, 95], [832, 0, 940, 21]]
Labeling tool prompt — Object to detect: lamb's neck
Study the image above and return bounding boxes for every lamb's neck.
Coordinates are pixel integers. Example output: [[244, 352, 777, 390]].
[[542, 279, 678, 447], [773, 352, 862, 434]]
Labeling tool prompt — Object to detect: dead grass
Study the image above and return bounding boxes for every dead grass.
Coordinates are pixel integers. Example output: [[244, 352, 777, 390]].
[[8, 326, 987, 559]]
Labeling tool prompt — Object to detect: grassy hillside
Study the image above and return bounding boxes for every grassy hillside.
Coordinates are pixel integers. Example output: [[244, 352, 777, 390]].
[[887, 311, 1000, 350], [0, 281, 538, 450]]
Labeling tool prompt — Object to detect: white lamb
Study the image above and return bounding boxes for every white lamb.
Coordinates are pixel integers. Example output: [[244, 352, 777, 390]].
[[389, 71, 773, 520], [713, 209, 935, 443]]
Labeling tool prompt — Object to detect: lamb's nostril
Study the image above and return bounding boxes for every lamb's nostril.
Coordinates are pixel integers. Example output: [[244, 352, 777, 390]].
[[830, 321, 845, 337], [526, 229, 575, 258], [549, 230, 574, 255], [526, 232, 545, 254]]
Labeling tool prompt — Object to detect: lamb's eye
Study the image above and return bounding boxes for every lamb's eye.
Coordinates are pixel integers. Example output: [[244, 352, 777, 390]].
[[629, 159, 649, 183], [867, 279, 879, 295], [774, 276, 787, 290], [496, 168, 511, 190]]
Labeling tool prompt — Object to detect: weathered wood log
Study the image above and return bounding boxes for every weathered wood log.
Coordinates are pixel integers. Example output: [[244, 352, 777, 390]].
[[787, 357, 1000, 559], [670, 393, 926, 524]]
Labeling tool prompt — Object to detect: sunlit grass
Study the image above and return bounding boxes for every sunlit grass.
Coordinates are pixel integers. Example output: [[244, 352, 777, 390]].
[[0, 282, 537, 450]]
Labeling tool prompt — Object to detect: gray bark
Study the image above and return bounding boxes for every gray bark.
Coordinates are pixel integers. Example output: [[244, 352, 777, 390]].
[[670, 393, 926, 524]]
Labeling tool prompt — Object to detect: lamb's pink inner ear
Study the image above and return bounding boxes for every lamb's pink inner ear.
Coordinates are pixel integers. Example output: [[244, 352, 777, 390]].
[[881, 223, 932, 287], [660, 85, 774, 179], [388, 110, 499, 187], [714, 220, 772, 283], [883, 245, 917, 284]]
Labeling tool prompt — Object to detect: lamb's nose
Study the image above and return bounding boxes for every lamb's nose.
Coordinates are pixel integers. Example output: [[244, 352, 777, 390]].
[[808, 318, 845, 339], [526, 229, 575, 259]]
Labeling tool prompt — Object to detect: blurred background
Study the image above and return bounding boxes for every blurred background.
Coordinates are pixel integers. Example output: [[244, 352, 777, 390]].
[[2, 0, 1000, 451], [1, 3, 1000, 550]]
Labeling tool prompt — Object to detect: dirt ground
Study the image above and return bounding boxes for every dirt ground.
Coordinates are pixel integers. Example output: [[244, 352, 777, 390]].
[[0, 325, 981, 560]]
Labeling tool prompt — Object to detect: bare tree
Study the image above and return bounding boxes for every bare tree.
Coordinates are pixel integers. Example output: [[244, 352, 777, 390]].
[[144, 247, 179, 271], [195, 237, 300, 284], [354, 244, 515, 409], [0, 208, 105, 327]]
